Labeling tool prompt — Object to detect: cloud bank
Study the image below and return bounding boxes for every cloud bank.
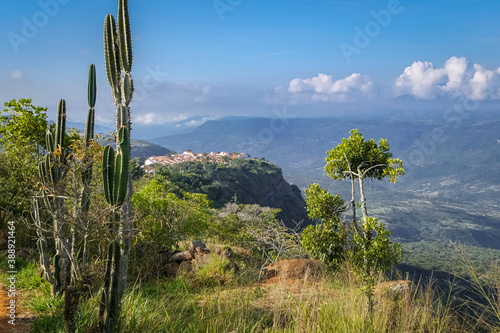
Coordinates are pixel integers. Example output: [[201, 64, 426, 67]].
[[274, 73, 374, 104], [394, 56, 500, 100], [271, 57, 500, 106]]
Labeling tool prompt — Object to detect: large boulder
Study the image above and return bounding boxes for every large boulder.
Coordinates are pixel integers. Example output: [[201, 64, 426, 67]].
[[264, 259, 322, 280]]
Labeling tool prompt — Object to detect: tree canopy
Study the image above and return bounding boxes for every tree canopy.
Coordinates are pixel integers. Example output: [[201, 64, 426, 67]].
[[325, 129, 404, 183]]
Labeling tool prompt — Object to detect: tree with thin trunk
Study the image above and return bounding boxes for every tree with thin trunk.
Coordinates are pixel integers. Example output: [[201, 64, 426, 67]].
[[324, 129, 404, 317]]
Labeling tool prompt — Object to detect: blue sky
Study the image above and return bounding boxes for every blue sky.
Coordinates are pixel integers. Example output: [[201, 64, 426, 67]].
[[1, 0, 499, 131]]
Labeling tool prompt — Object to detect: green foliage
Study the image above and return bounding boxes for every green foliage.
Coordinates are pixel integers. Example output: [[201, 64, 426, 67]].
[[130, 157, 145, 180], [132, 178, 213, 248], [0, 99, 49, 228], [0, 98, 49, 149], [302, 220, 348, 269], [156, 159, 309, 225], [305, 129, 403, 311], [349, 217, 402, 276], [214, 203, 303, 263], [302, 184, 350, 268], [305, 183, 346, 221], [325, 129, 405, 183]]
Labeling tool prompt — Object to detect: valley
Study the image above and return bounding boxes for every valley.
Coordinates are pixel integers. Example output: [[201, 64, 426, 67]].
[[143, 112, 500, 254]]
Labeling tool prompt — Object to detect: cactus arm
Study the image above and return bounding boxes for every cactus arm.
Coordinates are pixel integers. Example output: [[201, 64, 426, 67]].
[[46, 130, 55, 153], [113, 153, 122, 206], [116, 127, 129, 205], [88, 64, 97, 109], [104, 14, 121, 103], [122, 74, 134, 107], [84, 108, 95, 147], [55, 100, 66, 149], [38, 160, 47, 184], [81, 107, 95, 189], [46, 154, 56, 184], [117, 0, 133, 73], [103, 146, 116, 206]]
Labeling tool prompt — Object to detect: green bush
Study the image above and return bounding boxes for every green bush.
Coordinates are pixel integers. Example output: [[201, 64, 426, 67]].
[[133, 178, 213, 248], [301, 219, 348, 269]]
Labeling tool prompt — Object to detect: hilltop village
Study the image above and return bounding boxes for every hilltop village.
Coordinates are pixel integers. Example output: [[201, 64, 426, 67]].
[[143, 151, 251, 171]]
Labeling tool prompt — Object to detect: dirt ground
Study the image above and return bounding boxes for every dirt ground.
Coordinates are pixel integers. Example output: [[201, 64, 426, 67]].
[[0, 284, 35, 333]]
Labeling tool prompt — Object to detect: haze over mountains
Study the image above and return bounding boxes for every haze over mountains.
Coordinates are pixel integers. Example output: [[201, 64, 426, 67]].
[[144, 110, 500, 249]]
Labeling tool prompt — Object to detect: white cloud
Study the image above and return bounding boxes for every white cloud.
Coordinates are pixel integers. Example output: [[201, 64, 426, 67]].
[[183, 116, 215, 127], [469, 64, 500, 100], [394, 57, 500, 100], [282, 73, 373, 103], [173, 114, 188, 122], [135, 112, 165, 125]]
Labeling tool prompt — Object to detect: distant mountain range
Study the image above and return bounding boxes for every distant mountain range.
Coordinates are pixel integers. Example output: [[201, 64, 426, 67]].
[[148, 112, 500, 249]]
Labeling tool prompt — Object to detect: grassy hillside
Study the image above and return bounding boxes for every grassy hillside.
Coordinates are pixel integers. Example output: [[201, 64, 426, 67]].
[[4, 242, 500, 332]]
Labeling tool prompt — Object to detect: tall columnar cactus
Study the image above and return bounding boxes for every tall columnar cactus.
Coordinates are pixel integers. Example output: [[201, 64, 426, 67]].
[[37, 99, 70, 295], [100, 1, 134, 332], [100, 126, 130, 333]]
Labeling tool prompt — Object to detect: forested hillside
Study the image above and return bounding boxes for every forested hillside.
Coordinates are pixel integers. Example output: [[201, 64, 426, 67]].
[[153, 158, 310, 226]]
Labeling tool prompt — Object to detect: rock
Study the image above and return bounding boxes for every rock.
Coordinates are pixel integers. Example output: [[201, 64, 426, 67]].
[[214, 246, 233, 259], [178, 261, 193, 275], [374, 280, 413, 299], [188, 241, 209, 255], [164, 262, 180, 277], [193, 253, 212, 268], [264, 259, 322, 280], [170, 251, 192, 262]]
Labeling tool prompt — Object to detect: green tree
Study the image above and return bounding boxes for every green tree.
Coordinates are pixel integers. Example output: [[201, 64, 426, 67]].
[[0, 99, 49, 228], [302, 184, 348, 268], [323, 129, 404, 316], [0, 99, 49, 149]]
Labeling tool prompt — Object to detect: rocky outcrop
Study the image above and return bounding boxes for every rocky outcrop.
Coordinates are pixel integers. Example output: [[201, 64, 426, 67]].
[[263, 259, 322, 280], [163, 241, 238, 277]]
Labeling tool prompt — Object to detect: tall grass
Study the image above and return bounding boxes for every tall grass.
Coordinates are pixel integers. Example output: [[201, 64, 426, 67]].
[[5, 245, 500, 332]]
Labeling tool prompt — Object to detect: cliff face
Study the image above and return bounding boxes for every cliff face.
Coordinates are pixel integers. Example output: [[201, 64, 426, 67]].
[[160, 159, 310, 227]]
